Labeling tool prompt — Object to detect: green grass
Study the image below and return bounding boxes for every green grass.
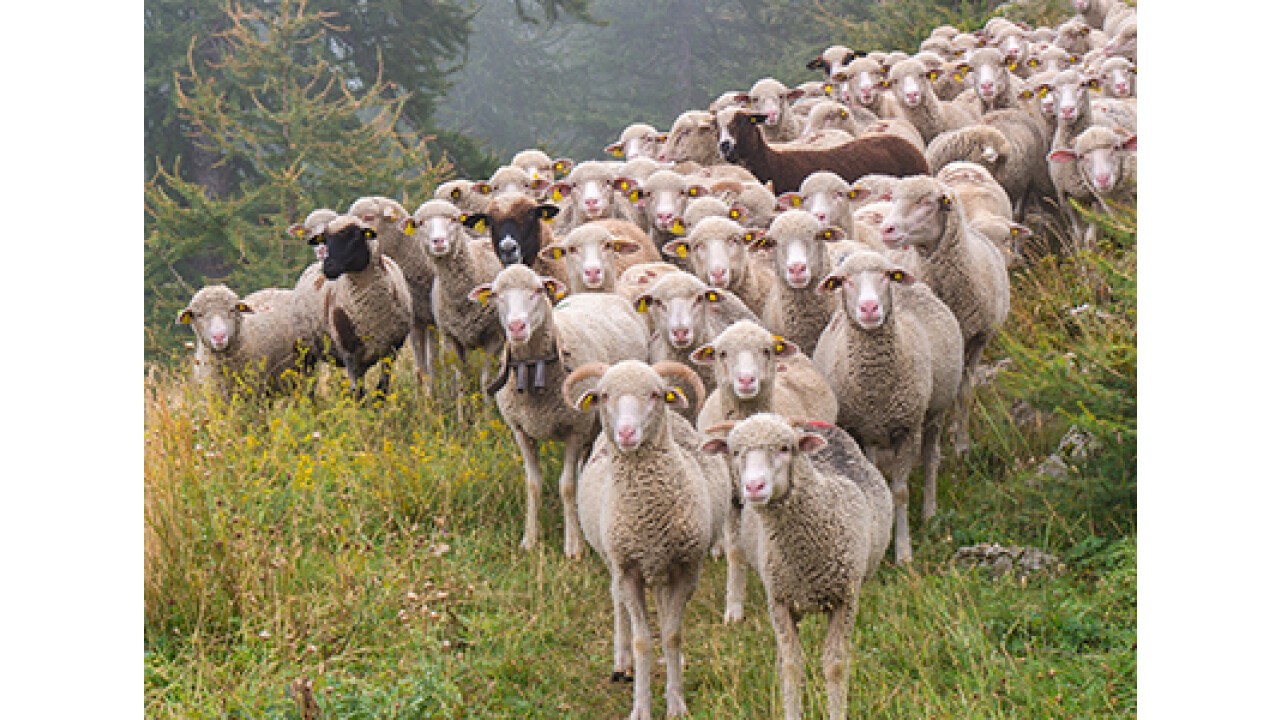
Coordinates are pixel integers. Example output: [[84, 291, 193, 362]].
[[145, 212, 1136, 718]]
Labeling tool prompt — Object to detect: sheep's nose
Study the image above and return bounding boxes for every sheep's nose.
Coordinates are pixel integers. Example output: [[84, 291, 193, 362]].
[[881, 224, 896, 239], [584, 197, 600, 208], [813, 211, 827, 222], [617, 425, 637, 443], [718, 140, 733, 155], [788, 261, 808, 275], [507, 319, 527, 335], [744, 477, 767, 498], [859, 299, 880, 315], [584, 266, 602, 282], [672, 327, 691, 343]]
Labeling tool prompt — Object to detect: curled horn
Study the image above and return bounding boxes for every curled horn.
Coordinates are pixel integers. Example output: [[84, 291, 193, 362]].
[[651, 361, 706, 415], [562, 362, 610, 408]]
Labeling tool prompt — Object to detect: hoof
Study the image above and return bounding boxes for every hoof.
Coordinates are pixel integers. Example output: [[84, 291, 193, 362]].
[[723, 604, 745, 624], [611, 671, 634, 683]]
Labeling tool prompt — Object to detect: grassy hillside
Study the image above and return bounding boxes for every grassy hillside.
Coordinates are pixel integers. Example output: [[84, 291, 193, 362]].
[[144, 210, 1136, 718]]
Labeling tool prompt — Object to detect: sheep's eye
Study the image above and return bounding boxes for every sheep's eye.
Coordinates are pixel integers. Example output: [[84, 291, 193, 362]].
[[568, 247, 579, 254], [719, 351, 727, 359]]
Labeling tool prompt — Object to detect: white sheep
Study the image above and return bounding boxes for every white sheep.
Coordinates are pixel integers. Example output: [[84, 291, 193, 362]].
[[748, 209, 844, 356], [605, 122, 661, 161], [466, 264, 648, 558], [734, 77, 805, 143], [690, 319, 838, 431], [701, 414, 892, 720], [550, 161, 642, 232], [881, 175, 1010, 456], [1047, 125, 1137, 238], [177, 284, 322, 396], [812, 250, 964, 563], [537, 220, 662, 295], [434, 179, 493, 217], [567, 359, 739, 719], [662, 215, 776, 318], [403, 199, 504, 386], [885, 57, 981, 146]]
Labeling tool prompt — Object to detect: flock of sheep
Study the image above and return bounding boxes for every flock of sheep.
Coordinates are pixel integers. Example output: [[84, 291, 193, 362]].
[[174, 1, 1137, 717]]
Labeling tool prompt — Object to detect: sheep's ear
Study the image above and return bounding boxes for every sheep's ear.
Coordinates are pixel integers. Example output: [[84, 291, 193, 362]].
[[575, 389, 600, 412], [1119, 134, 1137, 152], [400, 217, 418, 234], [771, 335, 799, 358], [886, 268, 916, 285], [662, 239, 691, 260], [701, 438, 731, 455], [549, 182, 572, 203], [448, 186, 464, 201], [662, 386, 689, 409], [610, 239, 643, 255], [746, 113, 770, 125], [777, 192, 804, 210], [822, 81, 835, 95], [685, 184, 708, 199], [361, 227, 377, 240], [818, 227, 845, 243], [613, 176, 636, 193], [797, 432, 828, 454], [468, 284, 494, 306], [473, 182, 493, 195], [689, 345, 717, 366], [176, 308, 194, 325], [817, 273, 845, 294], [233, 302, 254, 314], [543, 278, 568, 302], [1005, 54, 1019, 70], [460, 213, 489, 232], [1008, 222, 1032, 238], [604, 142, 625, 158], [288, 223, 307, 240], [805, 56, 824, 71], [539, 244, 566, 261], [1034, 84, 1051, 98], [1046, 148, 1078, 164], [1083, 77, 1101, 92], [634, 294, 655, 314], [1017, 88, 1034, 100], [733, 92, 752, 104], [925, 68, 941, 81], [847, 186, 865, 201], [749, 233, 776, 251], [785, 87, 806, 102], [727, 203, 746, 222], [702, 289, 724, 303], [670, 217, 687, 236], [953, 63, 971, 81], [552, 158, 575, 177], [938, 193, 954, 211], [536, 204, 560, 222]]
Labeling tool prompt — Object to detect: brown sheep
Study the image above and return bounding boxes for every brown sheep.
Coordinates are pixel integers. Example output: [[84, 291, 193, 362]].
[[715, 109, 928, 194]]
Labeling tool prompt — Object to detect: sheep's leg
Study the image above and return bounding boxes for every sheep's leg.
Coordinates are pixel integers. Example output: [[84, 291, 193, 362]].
[[659, 568, 698, 718], [559, 436, 585, 559], [768, 600, 805, 720], [620, 571, 654, 720], [511, 428, 542, 551], [722, 508, 747, 624], [890, 433, 920, 564], [409, 322, 435, 394], [921, 411, 946, 522], [611, 571, 635, 682], [952, 335, 989, 457], [822, 596, 857, 720]]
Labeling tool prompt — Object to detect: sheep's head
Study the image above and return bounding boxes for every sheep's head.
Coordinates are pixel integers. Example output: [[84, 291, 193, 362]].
[[549, 162, 618, 221], [879, 176, 957, 253], [663, 216, 754, 289], [964, 47, 1010, 102], [538, 224, 644, 292], [567, 360, 697, 452], [312, 215, 376, 280], [886, 59, 932, 108], [633, 170, 709, 233], [715, 109, 768, 164], [690, 319, 798, 401], [1048, 127, 1137, 194], [700, 413, 827, 505], [604, 123, 660, 161], [750, 210, 841, 289], [635, 271, 728, 350], [778, 171, 852, 228], [467, 192, 559, 267], [733, 78, 803, 127], [348, 196, 410, 241], [817, 250, 917, 331], [468, 264, 566, 345], [406, 199, 471, 258], [177, 285, 252, 353]]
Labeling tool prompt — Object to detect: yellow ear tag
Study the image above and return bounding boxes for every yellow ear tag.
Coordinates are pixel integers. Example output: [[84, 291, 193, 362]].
[[579, 393, 595, 411], [927, 70, 939, 81], [405, 219, 417, 232], [636, 297, 650, 313], [790, 195, 802, 208], [1010, 226, 1022, 237], [473, 288, 492, 306], [671, 219, 686, 236], [729, 208, 741, 220], [1029, 58, 1039, 67], [555, 161, 567, 173], [823, 83, 833, 94], [552, 188, 564, 202], [664, 390, 677, 403], [675, 244, 688, 259], [610, 147, 625, 158], [1008, 60, 1018, 70], [849, 188, 863, 200], [617, 179, 630, 192], [953, 72, 965, 81], [706, 290, 720, 302], [629, 190, 642, 203], [822, 229, 834, 240], [889, 270, 905, 282], [688, 187, 700, 197], [550, 247, 565, 259], [450, 188, 462, 200], [291, 226, 306, 239], [475, 219, 488, 232], [363, 229, 375, 239], [774, 341, 787, 354]]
